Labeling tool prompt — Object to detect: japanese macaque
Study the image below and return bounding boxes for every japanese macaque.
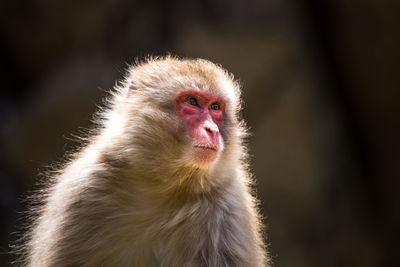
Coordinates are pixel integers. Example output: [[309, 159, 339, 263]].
[[20, 57, 269, 266]]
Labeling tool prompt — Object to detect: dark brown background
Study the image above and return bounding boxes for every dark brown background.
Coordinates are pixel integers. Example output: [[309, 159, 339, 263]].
[[1, 0, 399, 266]]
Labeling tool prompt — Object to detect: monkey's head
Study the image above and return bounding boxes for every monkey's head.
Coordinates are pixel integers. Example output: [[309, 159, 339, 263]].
[[110, 57, 244, 179]]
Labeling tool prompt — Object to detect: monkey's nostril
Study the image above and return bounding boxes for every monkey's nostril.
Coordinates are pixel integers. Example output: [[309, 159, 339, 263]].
[[204, 126, 218, 139]]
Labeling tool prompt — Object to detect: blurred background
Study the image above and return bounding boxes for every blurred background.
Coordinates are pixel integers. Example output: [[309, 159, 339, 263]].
[[0, 0, 399, 266]]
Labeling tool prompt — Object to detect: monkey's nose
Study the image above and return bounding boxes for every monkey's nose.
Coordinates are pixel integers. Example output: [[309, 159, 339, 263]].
[[203, 120, 219, 140]]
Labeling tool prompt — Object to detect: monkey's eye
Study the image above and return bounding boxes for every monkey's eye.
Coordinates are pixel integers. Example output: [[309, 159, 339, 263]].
[[187, 97, 199, 106], [210, 102, 220, 110]]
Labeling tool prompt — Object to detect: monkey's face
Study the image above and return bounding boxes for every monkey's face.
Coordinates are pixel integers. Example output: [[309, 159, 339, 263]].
[[175, 89, 225, 165]]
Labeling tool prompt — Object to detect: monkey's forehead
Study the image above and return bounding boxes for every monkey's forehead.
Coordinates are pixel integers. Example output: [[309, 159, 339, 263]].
[[126, 58, 241, 102]]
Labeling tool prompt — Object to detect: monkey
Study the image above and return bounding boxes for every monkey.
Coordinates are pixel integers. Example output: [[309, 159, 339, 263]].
[[18, 56, 269, 266]]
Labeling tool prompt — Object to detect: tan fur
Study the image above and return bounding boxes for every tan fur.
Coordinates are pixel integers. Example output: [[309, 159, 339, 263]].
[[19, 56, 269, 266]]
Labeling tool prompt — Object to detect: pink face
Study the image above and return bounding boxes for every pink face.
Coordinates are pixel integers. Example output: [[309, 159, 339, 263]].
[[176, 89, 225, 164]]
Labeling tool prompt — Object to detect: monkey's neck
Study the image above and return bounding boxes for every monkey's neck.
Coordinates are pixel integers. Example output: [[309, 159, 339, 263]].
[[114, 158, 232, 205]]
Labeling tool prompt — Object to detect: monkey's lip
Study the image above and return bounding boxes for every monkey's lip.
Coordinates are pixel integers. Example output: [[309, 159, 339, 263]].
[[193, 144, 218, 151]]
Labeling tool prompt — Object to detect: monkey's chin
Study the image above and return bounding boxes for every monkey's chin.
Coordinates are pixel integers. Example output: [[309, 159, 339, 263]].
[[192, 145, 220, 165]]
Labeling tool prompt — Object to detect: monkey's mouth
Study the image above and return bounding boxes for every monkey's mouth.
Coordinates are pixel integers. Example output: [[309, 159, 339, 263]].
[[193, 144, 218, 151]]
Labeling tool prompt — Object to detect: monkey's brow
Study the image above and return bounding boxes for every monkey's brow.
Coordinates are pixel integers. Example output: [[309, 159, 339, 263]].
[[176, 89, 224, 103]]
